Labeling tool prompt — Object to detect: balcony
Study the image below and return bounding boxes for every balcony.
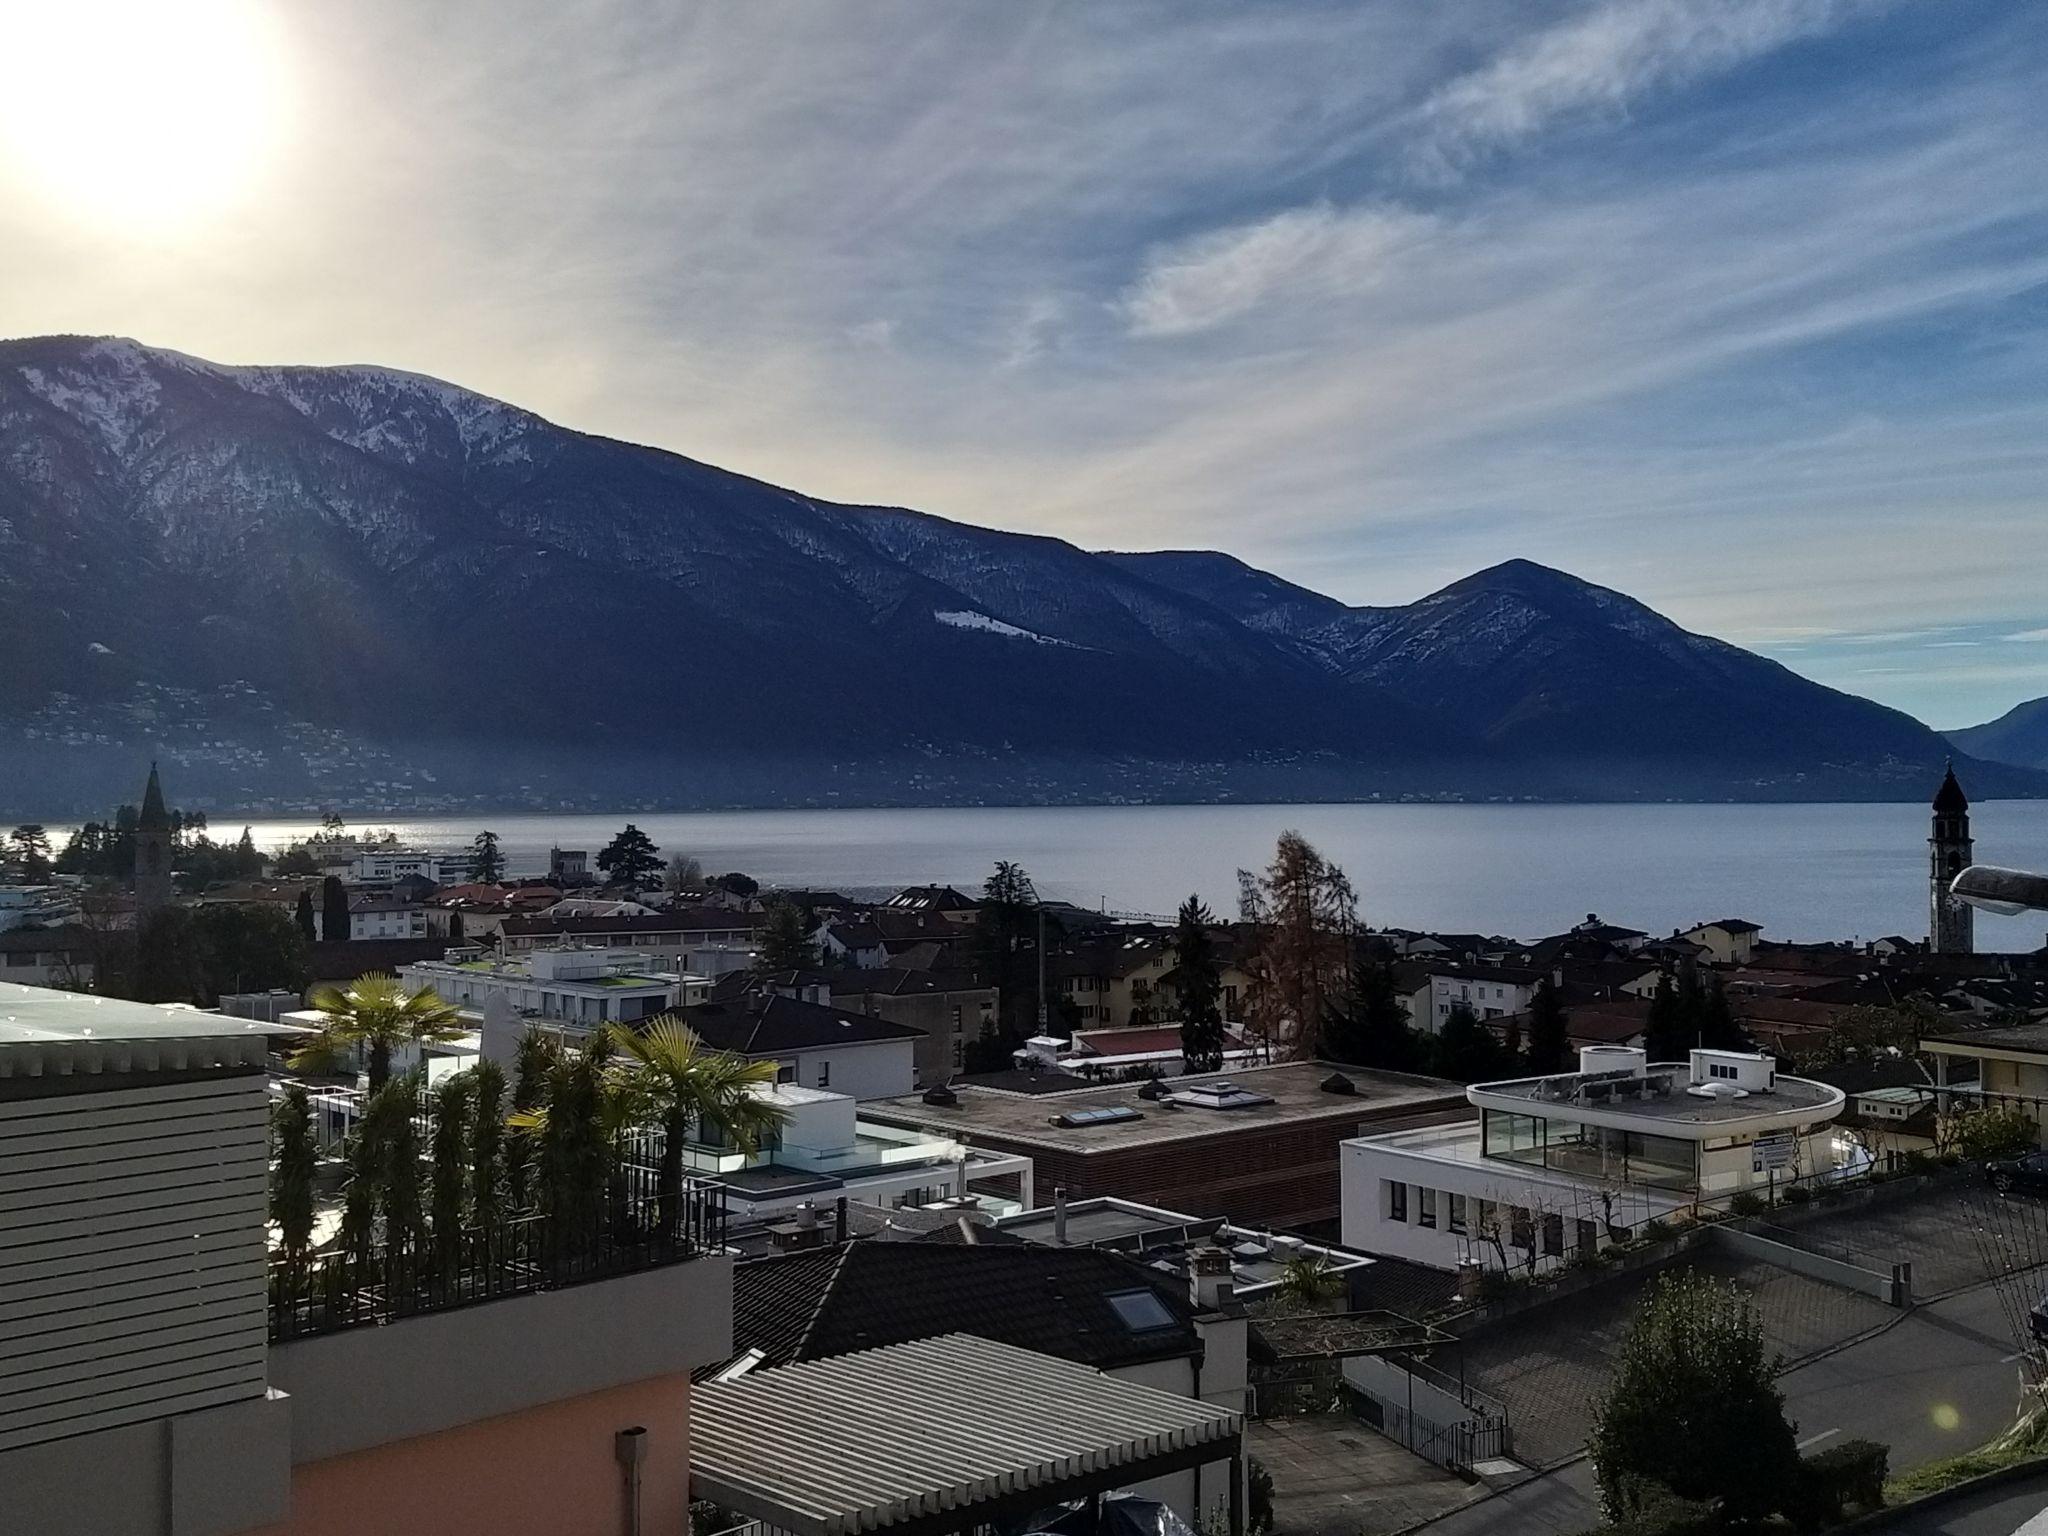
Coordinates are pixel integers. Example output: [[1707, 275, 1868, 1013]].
[[269, 1183, 729, 1343]]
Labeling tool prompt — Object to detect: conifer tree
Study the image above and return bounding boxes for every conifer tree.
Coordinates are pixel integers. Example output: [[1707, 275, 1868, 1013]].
[[1526, 976, 1571, 1074], [1174, 895, 1226, 1074]]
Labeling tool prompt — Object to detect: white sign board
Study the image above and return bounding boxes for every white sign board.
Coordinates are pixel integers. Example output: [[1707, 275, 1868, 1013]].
[[1751, 1131, 1797, 1173]]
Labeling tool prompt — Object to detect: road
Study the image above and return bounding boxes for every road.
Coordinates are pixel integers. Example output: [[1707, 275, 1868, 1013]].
[[1414, 1282, 2033, 1536]]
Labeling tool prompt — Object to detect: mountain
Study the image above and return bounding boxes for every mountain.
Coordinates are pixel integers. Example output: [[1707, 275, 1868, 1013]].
[[1107, 551, 2039, 801], [1949, 697, 2048, 771], [0, 335, 2034, 815]]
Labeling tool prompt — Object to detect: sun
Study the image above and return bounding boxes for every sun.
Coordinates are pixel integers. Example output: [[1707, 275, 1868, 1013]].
[[0, 0, 288, 230]]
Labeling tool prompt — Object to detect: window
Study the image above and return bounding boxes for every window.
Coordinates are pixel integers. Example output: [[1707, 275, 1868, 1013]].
[[1510, 1206, 1533, 1252], [1576, 1218, 1599, 1256], [817, 1059, 831, 1088], [951, 1006, 962, 1030], [1542, 1213, 1564, 1257], [1386, 1181, 1408, 1222], [1449, 1193, 1467, 1235], [952, 1039, 964, 1069], [777, 1063, 796, 1084], [1106, 1289, 1179, 1332], [1418, 1187, 1437, 1229]]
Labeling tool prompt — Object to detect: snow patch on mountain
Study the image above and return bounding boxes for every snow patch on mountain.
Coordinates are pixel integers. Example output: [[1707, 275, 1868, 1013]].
[[934, 610, 1081, 647]]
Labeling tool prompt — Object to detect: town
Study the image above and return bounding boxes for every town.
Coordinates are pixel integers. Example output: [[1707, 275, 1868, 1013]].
[[6, 762, 2048, 1536]]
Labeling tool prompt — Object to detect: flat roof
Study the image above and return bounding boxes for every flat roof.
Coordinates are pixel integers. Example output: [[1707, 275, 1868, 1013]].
[[1925, 1024, 2048, 1058], [0, 983, 297, 1082], [866, 1061, 1464, 1154], [1470, 1063, 1841, 1127], [690, 1333, 1241, 1536]]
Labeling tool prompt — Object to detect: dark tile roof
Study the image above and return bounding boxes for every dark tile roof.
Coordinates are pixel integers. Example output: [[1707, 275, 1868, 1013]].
[[723, 1241, 1199, 1374], [682, 994, 924, 1055], [306, 938, 448, 981], [0, 924, 94, 957], [954, 1067, 1096, 1095], [499, 907, 761, 938], [828, 967, 990, 998]]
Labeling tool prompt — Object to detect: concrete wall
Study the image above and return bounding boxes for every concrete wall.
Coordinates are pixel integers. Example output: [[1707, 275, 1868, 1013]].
[[781, 1039, 915, 1101], [1707, 1224, 1901, 1304], [269, 1255, 732, 1462], [0, 1390, 291, 1536], [249, 1374, 691, 1536]]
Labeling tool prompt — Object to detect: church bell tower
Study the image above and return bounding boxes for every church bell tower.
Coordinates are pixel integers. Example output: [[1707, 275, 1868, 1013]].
[[134, 761, 174, 917], [1929, 763, 1974, 955]]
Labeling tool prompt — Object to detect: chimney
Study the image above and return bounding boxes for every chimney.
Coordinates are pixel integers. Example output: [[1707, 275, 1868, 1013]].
[[1455, 1259, 1483, 1305], [1190, 1247, 1235, 1311], [1552, 967, 1565, 988], [834, 1196, 848, 1244], [1053, 1186, 1068, 1245]]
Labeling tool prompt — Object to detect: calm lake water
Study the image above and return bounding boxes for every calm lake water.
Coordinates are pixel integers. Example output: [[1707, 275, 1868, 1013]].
[[194, 800, 2048, 949]]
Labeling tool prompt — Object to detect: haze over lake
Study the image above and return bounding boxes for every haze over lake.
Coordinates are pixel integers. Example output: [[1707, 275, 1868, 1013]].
[[190, 800, 2048, 950]]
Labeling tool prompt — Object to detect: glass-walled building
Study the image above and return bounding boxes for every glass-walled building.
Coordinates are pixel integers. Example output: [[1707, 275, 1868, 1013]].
[[1340, 1046, 1847, 1276]]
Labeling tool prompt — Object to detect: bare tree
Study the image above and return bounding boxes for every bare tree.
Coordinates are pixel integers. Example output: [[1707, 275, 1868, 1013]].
[[1237, 831, 1357, 1060]]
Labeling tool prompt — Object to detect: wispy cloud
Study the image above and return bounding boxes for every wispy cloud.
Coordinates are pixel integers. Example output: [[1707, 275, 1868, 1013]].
[[1411, 0, 1883, 177], [2005, 629, 2048, 643], [1121, 203, 1434, 338]]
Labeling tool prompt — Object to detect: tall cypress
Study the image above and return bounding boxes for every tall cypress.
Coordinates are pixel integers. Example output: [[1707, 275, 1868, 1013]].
[[320, 875, 350, 943], [1174, 896, 1226, 1074]]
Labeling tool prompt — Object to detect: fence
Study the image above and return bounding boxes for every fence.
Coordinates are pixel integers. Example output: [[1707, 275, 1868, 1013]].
[[269, 1181, 728, 1342]]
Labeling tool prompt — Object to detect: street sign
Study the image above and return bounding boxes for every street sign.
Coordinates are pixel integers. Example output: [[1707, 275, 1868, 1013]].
[[1751, 1131, 1796, 1173]]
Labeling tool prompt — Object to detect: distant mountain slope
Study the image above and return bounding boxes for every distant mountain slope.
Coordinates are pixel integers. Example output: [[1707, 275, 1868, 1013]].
[[0, 335, 2034, 814], [1950, 697, 2048, 771], [1109, 553, 2035, 801]]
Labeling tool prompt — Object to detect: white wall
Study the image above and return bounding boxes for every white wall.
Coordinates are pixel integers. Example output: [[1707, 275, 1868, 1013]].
[[781, 1039, 916, 1101]]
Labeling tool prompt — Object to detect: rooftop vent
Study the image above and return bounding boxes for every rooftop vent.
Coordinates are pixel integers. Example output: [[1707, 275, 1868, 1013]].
[[1137, 1077, 1166, 1100], [1166, 1080, 1276, 1112], [1320, 1072, 1357, 1096]]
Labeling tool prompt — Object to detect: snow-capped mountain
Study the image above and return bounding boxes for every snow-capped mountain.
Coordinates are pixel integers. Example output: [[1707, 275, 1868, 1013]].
[[0, 335, 2030, 813]]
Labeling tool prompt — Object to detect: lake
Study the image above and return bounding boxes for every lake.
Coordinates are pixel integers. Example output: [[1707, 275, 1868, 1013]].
[[185, 800, 2048, 949]]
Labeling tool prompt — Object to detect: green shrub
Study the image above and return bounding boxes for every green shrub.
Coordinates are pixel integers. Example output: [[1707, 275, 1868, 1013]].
[[1900, 1150, 1934, 1175], [1728, 1190, 1767, 1217], [1945, 1103, 2038, 1161], [1798, 1438, 1888, 1524], [1580, 1476, 1722, 1536], [1639, 1219, 1673, 1243], [1477, 1268, 1524, 1304], [1248, 1457, 1274, 1536], [1781, 1185, 1813, 1206]]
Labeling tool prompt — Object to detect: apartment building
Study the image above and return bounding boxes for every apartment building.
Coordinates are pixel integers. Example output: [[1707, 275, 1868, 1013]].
[[0, 983, 734, 1536], [400, 946, 709, 1033], [1342, 1045, 1848, 1276]]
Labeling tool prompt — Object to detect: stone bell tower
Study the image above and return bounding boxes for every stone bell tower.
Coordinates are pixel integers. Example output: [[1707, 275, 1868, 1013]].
[[134, 761, 174, 917], [1929, 762, 1974, 955]]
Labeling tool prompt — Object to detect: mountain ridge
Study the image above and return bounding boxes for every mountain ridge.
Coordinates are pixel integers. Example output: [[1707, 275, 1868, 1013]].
[[0, 334, 2035, 816]]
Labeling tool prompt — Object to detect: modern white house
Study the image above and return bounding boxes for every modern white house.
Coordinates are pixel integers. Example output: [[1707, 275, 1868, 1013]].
[[1425, 964, 1548, 1028], [685, 1083, 1035, 1226], [1342, 1046, 1847, 1275], [349, 892, 430, 940], [400, 945, 710, 1033]]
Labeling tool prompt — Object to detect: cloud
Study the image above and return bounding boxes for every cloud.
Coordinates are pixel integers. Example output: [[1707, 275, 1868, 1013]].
[[2004, 629, 2048, 643], [1120, 203, 1434, 338], [1412, 0, 1880, 176]]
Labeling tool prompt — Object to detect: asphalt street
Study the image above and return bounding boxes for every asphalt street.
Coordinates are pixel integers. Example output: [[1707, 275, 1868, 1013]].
[[1414, 1281, 2035, 1536]]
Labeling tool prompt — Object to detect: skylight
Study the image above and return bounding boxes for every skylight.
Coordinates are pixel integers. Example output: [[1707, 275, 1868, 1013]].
[[1052, 1105, 1144, 1129], [1106, 1289, 1178, 1332]]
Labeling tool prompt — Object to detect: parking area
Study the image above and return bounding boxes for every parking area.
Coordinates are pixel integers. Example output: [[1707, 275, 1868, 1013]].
[[1773, 1176, 2048, 1300], [1250, 1413, 1489, 1536]]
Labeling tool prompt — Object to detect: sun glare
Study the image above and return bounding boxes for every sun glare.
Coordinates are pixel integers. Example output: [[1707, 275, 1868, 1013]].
[[0, 0, 288, 229]]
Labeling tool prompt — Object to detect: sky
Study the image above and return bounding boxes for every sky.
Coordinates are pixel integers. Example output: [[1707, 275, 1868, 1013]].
[[2, 0, 2046, 730]]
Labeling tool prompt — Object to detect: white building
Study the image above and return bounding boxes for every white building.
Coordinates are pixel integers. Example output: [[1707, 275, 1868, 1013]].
[[688, 1083, 1034, 1225], [349, 893, 430, 940], [1426, 964, 1547, 1029], [399, 946, 710, 1033], [683, 992, 922, 1101], [0, 885, 81, 933], [346, 848, 469, 885], [1342, 1046, 1847, 1276]]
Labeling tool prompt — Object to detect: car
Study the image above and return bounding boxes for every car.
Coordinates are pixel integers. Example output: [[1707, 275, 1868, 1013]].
[[1987, 1151, 2048, 1196]]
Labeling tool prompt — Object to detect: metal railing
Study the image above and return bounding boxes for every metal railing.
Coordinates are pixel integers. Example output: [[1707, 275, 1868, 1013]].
[[268, 1181, 728, 1342]]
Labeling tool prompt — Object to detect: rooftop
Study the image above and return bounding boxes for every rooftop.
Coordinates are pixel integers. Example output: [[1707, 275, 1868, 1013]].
[[0, 983, 296, 1083], [685, 994, 924, 1056], [867, 1060, 1465, 1153], [691, 1334, 1241, 1536], [1469, 1061, 1842, 1127], [1924, 1022, 2048, 1057]]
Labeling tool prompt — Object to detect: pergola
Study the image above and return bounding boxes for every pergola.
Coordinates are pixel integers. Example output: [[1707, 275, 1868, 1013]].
[[690, 1333, 1246, 1536]]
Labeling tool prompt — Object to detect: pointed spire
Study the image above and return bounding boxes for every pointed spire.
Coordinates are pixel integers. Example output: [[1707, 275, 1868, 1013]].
[[139, 760, 169, 828], [1933, 760, 1968, 815]]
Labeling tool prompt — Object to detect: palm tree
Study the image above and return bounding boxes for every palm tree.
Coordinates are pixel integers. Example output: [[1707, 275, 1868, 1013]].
[[1272, 1251, 1344, 1312], [606, 1016, 788, 1236], [292, 973, 466, 1094]]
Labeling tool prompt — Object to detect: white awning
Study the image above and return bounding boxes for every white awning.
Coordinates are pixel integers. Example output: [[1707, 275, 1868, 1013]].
[[690, 1333, 1243, 1536]]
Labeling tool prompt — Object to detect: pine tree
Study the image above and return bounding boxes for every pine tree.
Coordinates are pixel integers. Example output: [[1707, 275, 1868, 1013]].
[[1432, 1004, 1507, 1083], [447, 909, 466, 943], [1643, 973, 1690, 1062], [470, 829, 505, 885], [321, 875, 350, 943], [234, 826, 262, 877], [595, 824, 662, 888], [1325, 950, 1422, 1071], [1591, 1271, 1800, 1521], [974, 861, 1042, 1039], [755, 900, 816, 972], [294, 888, 317, 943], [1173, 895, 1225, 1074], [1526, 977, 1571, 1074], [1698, 974, 1746, 1051]]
